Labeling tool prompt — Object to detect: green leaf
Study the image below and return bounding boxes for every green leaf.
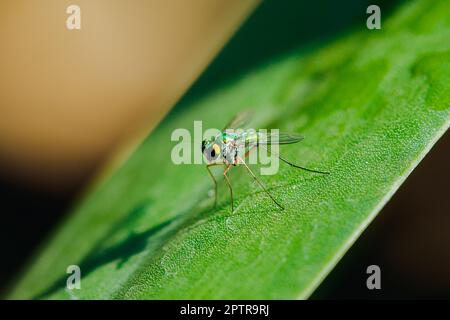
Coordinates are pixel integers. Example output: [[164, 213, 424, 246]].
[[9, 0, 450, 299]]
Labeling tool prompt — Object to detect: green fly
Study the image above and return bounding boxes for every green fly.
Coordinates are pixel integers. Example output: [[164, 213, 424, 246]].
[[202, 111, 329, 212]]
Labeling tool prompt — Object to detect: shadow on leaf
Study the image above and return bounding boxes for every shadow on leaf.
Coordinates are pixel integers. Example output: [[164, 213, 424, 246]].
[[34, 201, 177, 299]]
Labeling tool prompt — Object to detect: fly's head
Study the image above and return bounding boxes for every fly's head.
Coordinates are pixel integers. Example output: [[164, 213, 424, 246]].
[[202, 137, 222, 164]]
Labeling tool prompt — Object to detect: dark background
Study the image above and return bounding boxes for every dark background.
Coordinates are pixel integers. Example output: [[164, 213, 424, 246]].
[[2, 0, 449, 299]]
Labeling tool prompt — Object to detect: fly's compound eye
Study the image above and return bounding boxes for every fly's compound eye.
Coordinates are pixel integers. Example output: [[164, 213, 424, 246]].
[[210, 144, 220, 159]]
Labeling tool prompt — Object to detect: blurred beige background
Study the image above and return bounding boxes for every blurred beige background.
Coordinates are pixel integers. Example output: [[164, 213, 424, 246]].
[[0, 0, 258, 192]]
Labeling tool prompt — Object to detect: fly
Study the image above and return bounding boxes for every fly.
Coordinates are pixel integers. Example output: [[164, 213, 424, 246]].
[[202, 111, 329, 212]]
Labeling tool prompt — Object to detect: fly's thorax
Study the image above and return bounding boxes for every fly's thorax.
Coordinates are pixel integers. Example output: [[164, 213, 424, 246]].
[[222, 139, 245, 165]]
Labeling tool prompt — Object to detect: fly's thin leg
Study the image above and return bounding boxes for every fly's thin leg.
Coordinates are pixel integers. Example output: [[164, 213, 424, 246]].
[[206, 164, 222, 208], [238, 156, 284, 210], [259, 144, 329, 175], [223, 165, 234, 213], [243, 145, 256, 159]]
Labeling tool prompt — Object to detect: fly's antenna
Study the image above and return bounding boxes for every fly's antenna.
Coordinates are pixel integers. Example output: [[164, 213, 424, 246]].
[[259, 145, 330, 175]]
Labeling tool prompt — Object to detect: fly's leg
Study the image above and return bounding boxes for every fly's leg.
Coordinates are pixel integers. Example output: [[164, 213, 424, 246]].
[[206, 164, 222, 208], [238, 156, 284, 210], [258, 144, 329, 175], [243, 146, 256, 160], [223, 164, 234, 213]]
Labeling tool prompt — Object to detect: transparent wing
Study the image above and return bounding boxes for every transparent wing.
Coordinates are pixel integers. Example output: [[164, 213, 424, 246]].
[[257, 132, 304, 145], [223, 110, 254, 131]]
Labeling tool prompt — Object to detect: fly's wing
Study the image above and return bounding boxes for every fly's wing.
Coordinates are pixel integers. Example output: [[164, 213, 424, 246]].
[[257, 132, 304, 145], [223, 110, 254, 131]]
